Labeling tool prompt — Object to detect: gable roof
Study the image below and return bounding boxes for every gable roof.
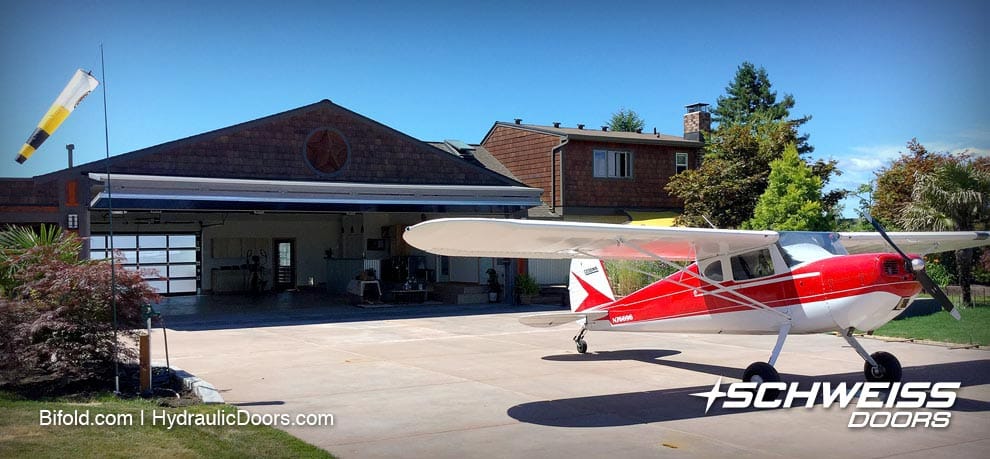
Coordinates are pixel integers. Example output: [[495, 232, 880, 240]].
[[481, 121, 703, 148], [41, 100, 525, 188]]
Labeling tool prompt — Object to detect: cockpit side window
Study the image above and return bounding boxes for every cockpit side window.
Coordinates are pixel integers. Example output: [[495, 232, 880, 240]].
[[702, 259, 724, 282], [730, 248, 775, 281]]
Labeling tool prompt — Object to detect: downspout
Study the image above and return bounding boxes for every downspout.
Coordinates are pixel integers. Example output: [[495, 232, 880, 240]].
[[551, 137, 567, 214]]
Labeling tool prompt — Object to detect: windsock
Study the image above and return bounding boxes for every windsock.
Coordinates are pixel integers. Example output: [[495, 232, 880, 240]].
[[15, 69, 99, 164]]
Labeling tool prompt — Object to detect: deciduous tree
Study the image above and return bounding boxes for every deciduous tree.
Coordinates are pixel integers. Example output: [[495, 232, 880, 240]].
[[667, 114, 840, 228], [898, 158, 990, 307]]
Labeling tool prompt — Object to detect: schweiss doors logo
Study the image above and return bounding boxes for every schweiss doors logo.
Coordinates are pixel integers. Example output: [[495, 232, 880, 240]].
[[690, 378, 960, 428]]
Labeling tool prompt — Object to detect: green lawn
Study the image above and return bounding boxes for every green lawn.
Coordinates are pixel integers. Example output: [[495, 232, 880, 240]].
[[871, 307, 990, 346], [0, 394, 334, 458]]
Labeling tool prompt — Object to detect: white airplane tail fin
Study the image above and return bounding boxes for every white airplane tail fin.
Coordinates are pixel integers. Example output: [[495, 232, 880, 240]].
[[569, 258, 616, 312]]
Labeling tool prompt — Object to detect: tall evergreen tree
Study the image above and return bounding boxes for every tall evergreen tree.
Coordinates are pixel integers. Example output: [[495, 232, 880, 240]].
[[713, 62, 812, 153], [608, 108, 645, 132]]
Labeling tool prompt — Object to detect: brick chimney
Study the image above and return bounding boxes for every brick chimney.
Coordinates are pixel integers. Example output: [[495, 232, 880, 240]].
[[683, 103, 711, 142]]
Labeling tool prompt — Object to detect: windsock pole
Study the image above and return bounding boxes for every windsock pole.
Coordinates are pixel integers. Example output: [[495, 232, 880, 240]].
[[15, 69, 99, 164]]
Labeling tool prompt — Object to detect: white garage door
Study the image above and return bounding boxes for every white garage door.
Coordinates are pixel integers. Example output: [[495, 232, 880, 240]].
[[90, 233, 199, 295]]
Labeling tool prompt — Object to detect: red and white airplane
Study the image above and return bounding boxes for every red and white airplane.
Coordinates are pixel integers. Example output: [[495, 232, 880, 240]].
[[404, 217, 989, 385]]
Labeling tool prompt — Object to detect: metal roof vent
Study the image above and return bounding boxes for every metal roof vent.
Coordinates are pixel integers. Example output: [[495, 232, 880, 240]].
[[553, 122, 560, 128], [514, 118, 522, 125], [577, 124, 584, 130], [444, 139, 476, 160]]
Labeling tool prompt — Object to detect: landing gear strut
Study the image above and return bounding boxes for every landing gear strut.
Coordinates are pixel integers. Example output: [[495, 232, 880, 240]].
[[574, 326, 588, 354], [841, 328, 902, 383], [742, 323, 789, 385], [742, 324, 788, 401]]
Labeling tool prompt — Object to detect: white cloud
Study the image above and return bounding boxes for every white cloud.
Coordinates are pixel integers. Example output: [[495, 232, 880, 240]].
[[846, 157, 884, 170]]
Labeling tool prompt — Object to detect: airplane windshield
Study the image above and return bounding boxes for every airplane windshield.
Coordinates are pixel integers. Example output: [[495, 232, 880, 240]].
[[777, 232, 848, 267]]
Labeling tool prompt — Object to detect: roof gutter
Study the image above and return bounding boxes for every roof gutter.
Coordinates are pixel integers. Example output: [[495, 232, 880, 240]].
[[551, 137, 568, 214]]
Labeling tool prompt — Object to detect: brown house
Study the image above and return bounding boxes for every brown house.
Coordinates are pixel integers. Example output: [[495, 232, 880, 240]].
[[481, 103, 711, 222]]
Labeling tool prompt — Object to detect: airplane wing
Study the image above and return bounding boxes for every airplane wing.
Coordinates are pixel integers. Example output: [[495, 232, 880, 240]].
[[518, 311, 609, 328], [402, 218, 778, 260], [838, 231, 990, 255]]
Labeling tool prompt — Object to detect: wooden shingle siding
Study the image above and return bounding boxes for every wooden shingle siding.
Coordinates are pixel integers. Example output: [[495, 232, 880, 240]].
[[563, 140, 691, 209], [482, 125, 560, 207], [102, 101, 513, 187]]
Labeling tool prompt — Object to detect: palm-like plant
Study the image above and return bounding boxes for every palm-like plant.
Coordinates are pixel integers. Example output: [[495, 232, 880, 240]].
[[898, 160, 990, 307], [0, 224, 83, 296]]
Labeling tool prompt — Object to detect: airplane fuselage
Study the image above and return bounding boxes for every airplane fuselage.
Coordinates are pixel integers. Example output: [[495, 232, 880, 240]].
[[584, 253, 921, 335]]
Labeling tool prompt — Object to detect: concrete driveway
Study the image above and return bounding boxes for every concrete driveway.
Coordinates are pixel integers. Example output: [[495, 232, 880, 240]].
[[153, 301, 990, 458]]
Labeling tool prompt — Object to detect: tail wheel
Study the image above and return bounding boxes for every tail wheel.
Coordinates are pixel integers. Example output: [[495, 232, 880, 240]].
[[864, 351, 902, 382], [743, 361, 780, 400], [576, 339, 588, 354]]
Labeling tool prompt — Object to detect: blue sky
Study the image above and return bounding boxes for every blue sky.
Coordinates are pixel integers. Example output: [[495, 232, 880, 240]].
[[1, 0, 987, 215]]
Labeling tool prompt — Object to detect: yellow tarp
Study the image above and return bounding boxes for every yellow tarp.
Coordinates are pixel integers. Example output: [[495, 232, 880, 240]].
[[625, 211, 680, 227]]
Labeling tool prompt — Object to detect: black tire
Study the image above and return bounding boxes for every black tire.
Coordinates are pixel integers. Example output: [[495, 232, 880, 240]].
[[864, 351, 902, 382], [743, 361, 779, 383], [743, 361, 781, 400], [576, 339, 588, 354]]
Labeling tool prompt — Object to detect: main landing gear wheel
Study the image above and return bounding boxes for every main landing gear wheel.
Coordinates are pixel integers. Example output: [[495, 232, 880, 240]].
[[864, 351, 902, 383], [743, 361, 780, 384], [743, 361, 781, 400]]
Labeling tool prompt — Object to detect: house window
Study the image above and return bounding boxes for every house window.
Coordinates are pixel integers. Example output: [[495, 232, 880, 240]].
[[675, 152, 689, 174], [593, 150, 633, 178]]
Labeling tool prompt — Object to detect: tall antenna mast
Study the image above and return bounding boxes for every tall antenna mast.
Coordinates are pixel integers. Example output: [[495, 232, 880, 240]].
[[101, 43, 120, 395]]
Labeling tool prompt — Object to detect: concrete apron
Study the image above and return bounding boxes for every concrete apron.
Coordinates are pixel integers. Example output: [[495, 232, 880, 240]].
[[151, 304, 990, 459]]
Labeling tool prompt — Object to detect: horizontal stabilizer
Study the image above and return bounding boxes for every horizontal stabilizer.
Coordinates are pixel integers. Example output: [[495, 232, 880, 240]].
[[519, 311, 609, 328]]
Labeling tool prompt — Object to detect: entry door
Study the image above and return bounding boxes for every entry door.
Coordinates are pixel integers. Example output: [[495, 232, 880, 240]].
[[273, 239, 296, 291]]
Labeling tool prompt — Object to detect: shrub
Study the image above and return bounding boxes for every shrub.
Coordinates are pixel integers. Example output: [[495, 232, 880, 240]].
[[0, 238, 158, 395], [515, 273, 540, 295], [924, 256, 955, 287]]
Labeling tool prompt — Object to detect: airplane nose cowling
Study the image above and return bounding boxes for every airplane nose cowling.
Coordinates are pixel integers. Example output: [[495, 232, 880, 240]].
[[878, 254, 917, 285], [825, 254, 922, 332]]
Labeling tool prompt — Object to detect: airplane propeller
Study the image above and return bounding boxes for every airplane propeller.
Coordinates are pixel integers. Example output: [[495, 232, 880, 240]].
[[865, 214, 962, 320]]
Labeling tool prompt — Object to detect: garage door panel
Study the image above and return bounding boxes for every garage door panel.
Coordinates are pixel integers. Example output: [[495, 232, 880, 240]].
[[89, 233, 199, 295]]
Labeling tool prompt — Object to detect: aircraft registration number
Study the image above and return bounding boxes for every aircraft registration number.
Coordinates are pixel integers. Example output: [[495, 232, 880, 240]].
[[612, 314, 634, 324]]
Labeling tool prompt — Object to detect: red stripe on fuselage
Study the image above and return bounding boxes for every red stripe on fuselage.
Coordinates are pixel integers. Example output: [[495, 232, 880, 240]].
[[602, 253, 920, 323]]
